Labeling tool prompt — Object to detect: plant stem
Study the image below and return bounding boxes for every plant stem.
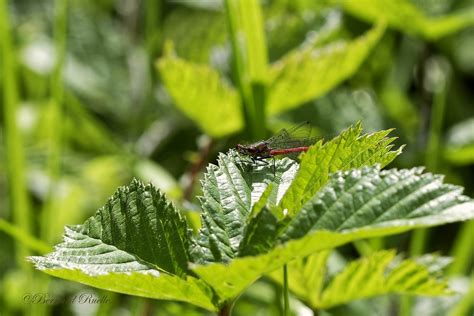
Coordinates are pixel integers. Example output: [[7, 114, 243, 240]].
[[145, 0, 162, 57], [406, 56, 449, 316], [1, 1, 36, 315], [448, 270, 474, 316], [283, 264, 289, 316], [0, 219, 52, 254], [448, 219, 474, 275], [410, 57, 449, 258], [353, 240, 374, 256], [41, 0, 68, 243], [0, 0, 33, 269], [224, 0, 268, 140]]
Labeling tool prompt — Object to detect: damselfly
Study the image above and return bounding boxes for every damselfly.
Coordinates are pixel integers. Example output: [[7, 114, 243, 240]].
[[236, 122, 318, 171]]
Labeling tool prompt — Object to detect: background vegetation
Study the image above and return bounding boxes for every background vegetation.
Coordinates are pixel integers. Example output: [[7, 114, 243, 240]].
[[1, 0, 473, 315]]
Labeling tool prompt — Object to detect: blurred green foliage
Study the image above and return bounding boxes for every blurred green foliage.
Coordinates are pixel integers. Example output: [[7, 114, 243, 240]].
[[1, 0, 474, 315]]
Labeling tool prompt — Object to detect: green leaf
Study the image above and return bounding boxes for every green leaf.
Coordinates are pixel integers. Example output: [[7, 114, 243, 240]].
[[267, 22, 385, 115], [320, 250, 450, 308], [279, 166, 469, 241], [269, 250, 451, 309], [163, 8, 227, 63], [31, 263, 216, 311], [32, 180, 192, 276], [226, 0, 268, 83], [444, 117, 474, 165], [319, 251, 451, 308], [193, 152, 299, 263], [312, 88, 385, 135], [192, 165, 474, 301], [156, 53, 242, 137], [279, 123, 402, 216], [238, 207, 279, 257], [336, 0, 474, 40], [30, 180, 217, 310]]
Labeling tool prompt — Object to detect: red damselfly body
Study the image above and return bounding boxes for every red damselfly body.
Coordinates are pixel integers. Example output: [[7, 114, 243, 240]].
[[236, 122, 318, 173]]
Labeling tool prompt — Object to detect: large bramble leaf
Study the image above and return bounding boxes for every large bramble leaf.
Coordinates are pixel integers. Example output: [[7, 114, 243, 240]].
[[192, 165, 474, 300], [267, 22, 385, 115], [30, 180, 193, 276], [156, 53, 242, 137], [29, 180, 218, 310], [335, 0, 474, 40], [279, 122, 402, 216], [30, 227, 216, 310], [270, 250, 451, 309]]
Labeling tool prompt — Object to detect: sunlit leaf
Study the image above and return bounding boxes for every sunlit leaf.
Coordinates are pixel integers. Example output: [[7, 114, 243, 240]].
[[279, 166, 469, 240], [320, 250, 451, 308], [267, 22, 385, 115], [279, 123, 402, 216], [29, 180, 217, 310], [156, 53, 242, 137], [31, 264, 216, 311], [32, 180, 192, 276], [269, 250, 451, 309]]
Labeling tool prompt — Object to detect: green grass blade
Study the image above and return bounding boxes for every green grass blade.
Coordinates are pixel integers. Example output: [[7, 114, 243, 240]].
[[41, 0, 68, 244], [0, 0, 33, 268], [225, 0, 268, 139], [0, 219, 52, 254]]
